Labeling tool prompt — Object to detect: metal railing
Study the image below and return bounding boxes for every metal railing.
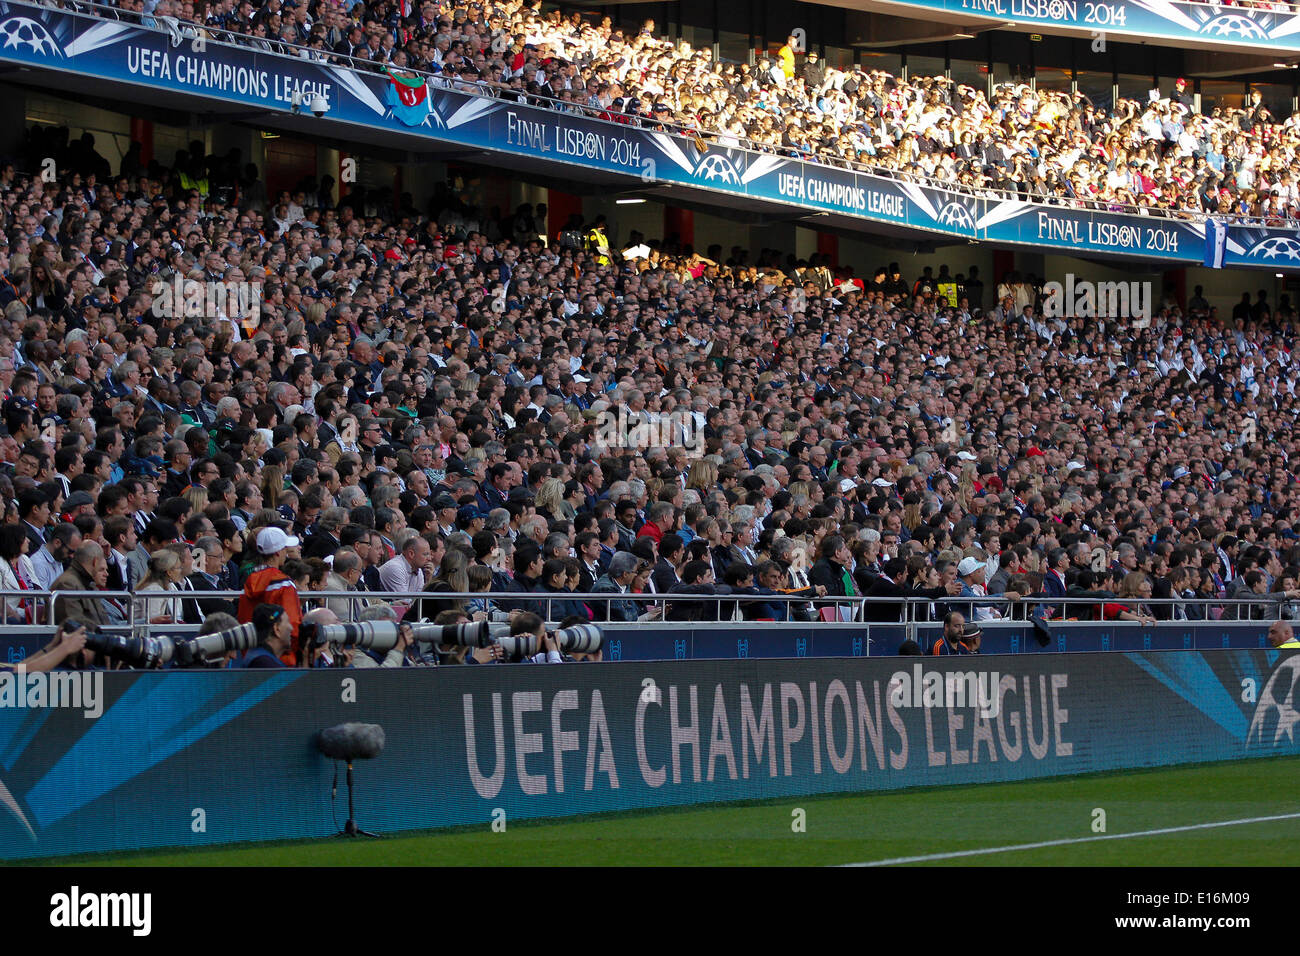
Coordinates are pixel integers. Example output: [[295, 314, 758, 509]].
[[8, 587, 1291, 635], [20, 0, 1300, 229]]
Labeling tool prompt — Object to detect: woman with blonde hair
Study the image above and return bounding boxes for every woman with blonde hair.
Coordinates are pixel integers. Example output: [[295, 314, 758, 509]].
[[1099, 571, 1157, 626], [186, 486, 209, 517], [136, 550, 184, 624], [902, 492, 923, 532], [412, 548, 471, 621], [261, 464, 285, 509], [534, 477, 569, 522], [685, 458, 718, 492]]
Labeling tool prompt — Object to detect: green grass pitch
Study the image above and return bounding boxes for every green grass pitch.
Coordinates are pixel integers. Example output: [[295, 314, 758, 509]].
[[51, 756, 1300, 866]]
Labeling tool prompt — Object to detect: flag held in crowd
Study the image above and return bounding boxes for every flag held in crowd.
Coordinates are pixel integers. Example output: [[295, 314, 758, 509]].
[[385, 68, 432, 128]]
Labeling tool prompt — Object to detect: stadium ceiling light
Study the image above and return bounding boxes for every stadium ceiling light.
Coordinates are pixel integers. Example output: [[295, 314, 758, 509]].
[[1273, 62, 1296, 69], [953, 32, 975, 38], [615, 198, 647, 205], [1276, 272, 1284, 278]]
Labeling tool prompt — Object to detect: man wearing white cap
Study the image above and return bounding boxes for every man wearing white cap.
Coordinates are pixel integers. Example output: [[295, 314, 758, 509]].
[[955, 555, 1007, 621], [236, 526, 303, 665]]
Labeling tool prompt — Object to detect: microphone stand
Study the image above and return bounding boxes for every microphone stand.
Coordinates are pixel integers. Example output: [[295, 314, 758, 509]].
[[336, 760, 379, 838]]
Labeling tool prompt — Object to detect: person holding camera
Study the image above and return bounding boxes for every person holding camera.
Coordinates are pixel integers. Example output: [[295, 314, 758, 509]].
[[0, 619, 88, 673], [507, 611, 563, 664], [241, 603, 293, 668]]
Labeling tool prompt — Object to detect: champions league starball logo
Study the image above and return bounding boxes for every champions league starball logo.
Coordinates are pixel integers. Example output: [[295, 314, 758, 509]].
[[694, 152, 741, 186], [1247, 655, 1300, 748], [1132, 0, 1296, 41], [0, 16, 61, 57], [1247, 236, 1300, 263], [935, 200, 975, 230], [1197, 11, 1268, 38]]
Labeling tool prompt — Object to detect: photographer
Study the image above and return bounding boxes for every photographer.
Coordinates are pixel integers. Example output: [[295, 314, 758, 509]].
[[433, 608, 476, 665], [240, 603, 293, 668], [346, 606, 419, 668], [1, 619, 87, 673], [193, 612, 242, 668], [506, 611, 563, 664], [304, 608, 356, 668]]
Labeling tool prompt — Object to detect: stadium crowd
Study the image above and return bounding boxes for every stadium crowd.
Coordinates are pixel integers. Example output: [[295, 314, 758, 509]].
[[1, 118, 1300, 667], [47, 0, 1300, 222]]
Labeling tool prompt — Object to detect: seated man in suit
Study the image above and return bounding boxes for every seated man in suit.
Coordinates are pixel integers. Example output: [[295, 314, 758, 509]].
[[185, 536, 238, 624]]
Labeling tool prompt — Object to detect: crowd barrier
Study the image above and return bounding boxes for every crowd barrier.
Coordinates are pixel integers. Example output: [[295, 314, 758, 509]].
[[0, 0, 1295, 267], [0, 648, 1295, 859], [0, 589, 1283, 662]]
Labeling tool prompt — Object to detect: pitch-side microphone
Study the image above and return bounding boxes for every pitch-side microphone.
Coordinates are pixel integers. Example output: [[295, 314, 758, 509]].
[[315, 722, 386, 762]]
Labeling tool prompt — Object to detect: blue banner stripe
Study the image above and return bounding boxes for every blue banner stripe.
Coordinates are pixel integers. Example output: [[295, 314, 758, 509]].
[[24, 671, 301, 828], [0, 707, 49, 771], [1125, 652, 1250, 740]]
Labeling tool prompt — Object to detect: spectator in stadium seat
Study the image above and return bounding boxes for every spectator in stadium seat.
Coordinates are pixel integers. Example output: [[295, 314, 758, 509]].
[[636, 501, 674, 545], [185, 536, 238, 624], [863, 556, 960, 623], [238, 526, 303, 664], [50, 542, 112, 629], [30, 522, 81, 592], [590, 550, 641, 622], [378, 530, 432, 594], [663, 559, 714, 622]]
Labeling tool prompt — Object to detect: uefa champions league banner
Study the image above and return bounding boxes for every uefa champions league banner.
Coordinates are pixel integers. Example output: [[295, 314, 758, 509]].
[[0, 650, 1295, 860], [872, 0, 1300, 53], [0, 0, 1295, 268]]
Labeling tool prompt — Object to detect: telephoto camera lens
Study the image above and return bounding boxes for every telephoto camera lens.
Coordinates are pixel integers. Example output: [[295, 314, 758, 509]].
[[313, 621, 513, 652], [313, 622, 401, 651], [554, 624, 603, 653], [174, 623, 260, 666], [83, 632, 176, 668], [494, 633, 540, 659], [423, 620, 511, 648]]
